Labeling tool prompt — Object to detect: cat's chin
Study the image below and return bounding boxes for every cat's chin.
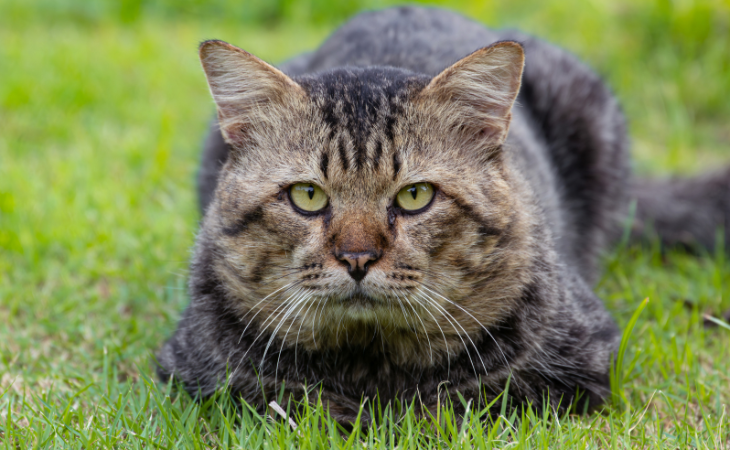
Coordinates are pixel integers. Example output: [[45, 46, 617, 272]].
[[337, 292, 381, 307], [330, 292, 387, 323]]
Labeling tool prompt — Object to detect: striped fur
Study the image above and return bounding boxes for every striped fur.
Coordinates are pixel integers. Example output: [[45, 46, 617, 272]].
[[159, 7, 730, 424]]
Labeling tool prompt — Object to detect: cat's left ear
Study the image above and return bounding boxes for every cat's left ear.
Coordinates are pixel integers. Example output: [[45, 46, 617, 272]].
[[419, 41, 524, 146], [199, 40, 306, 148]]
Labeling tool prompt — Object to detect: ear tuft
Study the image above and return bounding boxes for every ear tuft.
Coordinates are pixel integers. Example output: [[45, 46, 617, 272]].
[[199, 40, 304, 148], [420, 41, 525, 145]]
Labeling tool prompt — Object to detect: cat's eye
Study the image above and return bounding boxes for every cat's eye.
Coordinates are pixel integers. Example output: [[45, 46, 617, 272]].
[[289, 183, 329, 213], [396, 182, 435, 212]]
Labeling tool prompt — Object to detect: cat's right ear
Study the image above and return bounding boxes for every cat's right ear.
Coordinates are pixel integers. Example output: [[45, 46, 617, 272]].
[[199, 40, 305, 148]]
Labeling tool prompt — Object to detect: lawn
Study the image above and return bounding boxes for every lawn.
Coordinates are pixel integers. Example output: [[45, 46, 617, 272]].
[[1, 0, 729, 447]]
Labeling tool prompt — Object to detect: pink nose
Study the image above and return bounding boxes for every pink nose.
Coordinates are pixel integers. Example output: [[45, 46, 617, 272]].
[[336, 251, 379, 282]]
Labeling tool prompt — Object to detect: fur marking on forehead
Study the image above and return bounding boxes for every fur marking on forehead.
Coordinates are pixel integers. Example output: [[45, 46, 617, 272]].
[[296, 67, 429, 172]]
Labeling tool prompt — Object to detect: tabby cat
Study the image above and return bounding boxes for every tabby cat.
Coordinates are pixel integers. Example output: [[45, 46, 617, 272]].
[[157, 6, 730, 422]]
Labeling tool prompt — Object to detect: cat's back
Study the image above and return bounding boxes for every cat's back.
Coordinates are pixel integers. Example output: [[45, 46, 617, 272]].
[[290, 7, 500, 75]]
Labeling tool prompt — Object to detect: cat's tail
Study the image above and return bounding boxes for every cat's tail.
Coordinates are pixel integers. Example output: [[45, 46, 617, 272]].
[[627, 167, 730, 251]]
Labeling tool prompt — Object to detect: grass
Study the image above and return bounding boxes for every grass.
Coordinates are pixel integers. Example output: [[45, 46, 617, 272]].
[[1, 0, 729, 447]]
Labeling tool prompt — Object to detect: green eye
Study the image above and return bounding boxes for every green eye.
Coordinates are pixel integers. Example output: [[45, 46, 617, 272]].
[[396, 182, 435, 211], [290, 183, 328, 212]]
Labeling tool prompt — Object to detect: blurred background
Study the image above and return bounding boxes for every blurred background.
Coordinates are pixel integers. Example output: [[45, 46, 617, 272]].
[[0, 0, 729, 427]]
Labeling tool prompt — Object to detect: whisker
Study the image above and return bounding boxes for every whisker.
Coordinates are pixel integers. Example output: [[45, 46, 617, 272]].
[[417, 268, 460, 290], [259, 268, 308, 286], [235, 281, 301, 344], [431, 294, 489, 377], [226, 286, 304, 387], [411, 290, 451, 377], [420, 284, 512, 375], [377, 310, 385, 355], [393, 290, 417, 335], [294, 295, 321, 371], [274, 291, 313, 384], [417, 289, 484, 379], [260, 289, 309, 369], [397, 288, 434, 365], [311, 293, 331, 349]]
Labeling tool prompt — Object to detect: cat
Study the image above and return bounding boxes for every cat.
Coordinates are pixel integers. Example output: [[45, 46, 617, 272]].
[[157, 6, 730, 423]]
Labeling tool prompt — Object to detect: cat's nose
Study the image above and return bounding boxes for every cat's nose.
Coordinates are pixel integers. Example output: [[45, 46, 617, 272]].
[[336, 251, 380, 282]]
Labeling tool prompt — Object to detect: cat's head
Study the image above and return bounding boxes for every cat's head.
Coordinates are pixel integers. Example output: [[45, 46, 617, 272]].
[[197, 40, 536, 365]]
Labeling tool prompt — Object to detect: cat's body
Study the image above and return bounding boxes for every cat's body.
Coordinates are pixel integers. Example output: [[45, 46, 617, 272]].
[[159, 7, 730, 422]]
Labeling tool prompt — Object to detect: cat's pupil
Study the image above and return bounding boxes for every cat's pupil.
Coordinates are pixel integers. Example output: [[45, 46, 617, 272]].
[[409, 186, 417, 200], [307, 185, 314, 200]]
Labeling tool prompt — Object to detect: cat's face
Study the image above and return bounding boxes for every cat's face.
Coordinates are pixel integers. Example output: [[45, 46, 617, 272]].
[[199, 41, 532, 365]]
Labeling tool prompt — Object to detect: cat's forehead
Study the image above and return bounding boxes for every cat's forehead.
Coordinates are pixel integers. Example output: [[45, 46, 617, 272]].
[[296, 66, 429, 112], [296, 68, 428, 148], [282, 67, 430, 185]]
